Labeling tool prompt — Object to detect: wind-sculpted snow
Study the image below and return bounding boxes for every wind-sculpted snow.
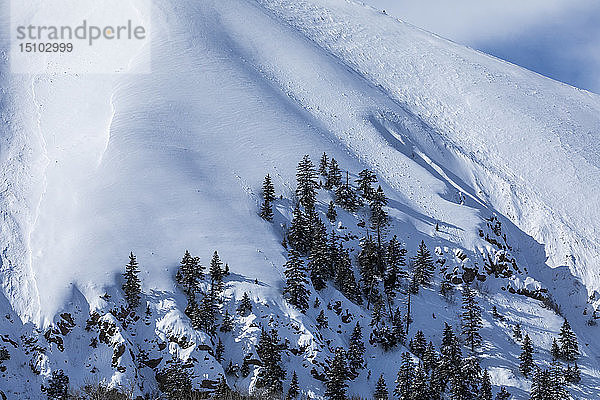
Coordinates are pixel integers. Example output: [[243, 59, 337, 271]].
[[1, 0, 600, 398]]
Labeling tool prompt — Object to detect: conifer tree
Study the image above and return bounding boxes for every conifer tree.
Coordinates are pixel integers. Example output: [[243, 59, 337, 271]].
[[440, 274, 454, 301], [347, 322, 366, 378], [325, 347, 349, 400], [461, 285, 483, 353], [549, 361, 569, 399], [513, 323, 523, 341], [559, 319, 579, 361], [412, 362, 430, 400], [209, 251, 225, 296], [319, 152, 329, 177], [288, 204, 310, 254], [356, 169, 377, 201], [458, 356, 481, 399], [411, 331, 427, 358], [392, 307, 407, 346], [42, 369, 69, 400], [439, 323, 462, 392], [565, 362, 581, 384], [370, 297, 397, 351], [530, 368, 551, 400], [358, 235, 379, 308], [327, 201, 337, 223], [428, 366, 444, 400], [261, 174, 276, 221], [551, 338, 561, 361], [394, 352, 414, 400], [214, 375, 230, 399], [495, 387, 511, 400], [286, 371, 300, 400], [335, 171, 359, 212], [220, 309, 234, 333], [185, 295, 202, 330], [283, 249, 310, 313], [296, 155, 318, 211], [411, 241, 435, 292], [326, 158, 342, 189], [370, 185, 389, 267], [374, 374, 389, 400], [215, 338, 225, 362], [199, 289, 218, 334], [237, 292, 253, 316], [256, 328, 286, 396], [519, 334, 534, 378], [308, 239, 329, 291], [156, 356, 193, 400], [480, 369, 493, 400], [422, 341, 437, 373], [384, 236, 407, 307], [175, 250, 203, 299], [122, 252, 142, 308], [335, 244, 362, 304], [316, 310, 328, 329]]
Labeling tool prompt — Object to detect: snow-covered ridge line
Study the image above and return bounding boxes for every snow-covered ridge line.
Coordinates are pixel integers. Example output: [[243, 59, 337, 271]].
[[251, 0, 600, 293]]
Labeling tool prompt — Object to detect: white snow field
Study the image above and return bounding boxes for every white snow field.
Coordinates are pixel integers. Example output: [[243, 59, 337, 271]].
[[1, 0, 600, 398]]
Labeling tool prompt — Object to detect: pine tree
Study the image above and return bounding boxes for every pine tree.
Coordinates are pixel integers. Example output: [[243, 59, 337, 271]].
[[286, 371, 300, 400], [335, 171, 359, 212], [256, 328, 286, 396], [549, 361, 569, 399], [461, 285, 483, 353], [480, 369, 493, 400], [440, 274, 454, 301], [513, 323, 522, 341], [358, 235, 379, 308], [335, 244, 362, 304], [156, 356, 193, 400], [347, 322, 366, 378], [175, 250, 203, 299], [283, 249, 310, 313], [410, 331, 427, 358], [326, 201, 337, 223], [326, 158, 342, 189], [384, 236, 407, 306], [565, 362, 581, 384], [411, 362, 430, 400], [237, 292, 253, 316], [122, 252, 142, 308], [374, 374, 389, 400], [519, 334, 534, 377], [215, 338, 225, 362], [42, 369, 69, 400], [319, 152, 329, 176], [438, 323, 462, 392], [394, 352, 414, 400], [185, 295, 202, 330], [325, 347, 349, 400], [199, 288, 218, 334], [551, 338, 561, 360], [428, 366, 444, 400], [261, 174, 276, 221], [458, 355, 481, 399], [530, 368, 551, 400], [316, 310, 328, 329], [356, 169, 377, 200], [308, 239, 329, 291], [411, 241, 435, 292], [296, 155, 318, 211], [370, 186, 389, 260], [241, 354, 251, 377], [288, 204, 310, 253], [370, 298, 397, 351], [209, 251, 225, 296], [214, 375, 230, 399], [220, 309, 234, 332], [559, 319, 579, 361], [495, 387, 511, 400], [422, 341, 437, 373]]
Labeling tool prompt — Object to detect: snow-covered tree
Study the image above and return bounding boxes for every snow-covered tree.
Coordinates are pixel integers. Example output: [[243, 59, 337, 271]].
[[220, 309, 234, 332], [335, 171, 360, 212], [308, 238, 329, 291], [461, 285, 483, 353], [410, 241, 435, 292], [480, 369, 493, 400], [122, 252, 142, 308], [296, 155, 318, 211], [394, 352, 414, 400], [347, 322, 366, 378], [356, 169, 377, 200], [236, 292, 253, 316], [559, 319, 579, 361], [325, 347, 350, 400], [215, 338, 225, 362], [326, 200, 337, 223], [42, 369, 69, 400], [326, 158, 342, 189], [316, 309, 328, 329], [496, 387, 511, 400], [175, 250, 203, 299], [319, 152, 329, 177], [156, 356, 193, 400], [256, 328, 286, 396], [374, 374, 389, 400], [384, 235, 407, 305], [283, 249, 310, 313], [209, 250, 224, 296], [519, 334, 534, 377], [286, 371, 300, 400], [261, 174, 276, 221]]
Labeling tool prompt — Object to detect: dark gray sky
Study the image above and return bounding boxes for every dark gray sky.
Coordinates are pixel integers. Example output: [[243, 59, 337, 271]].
[[362, 0, 600, 94]]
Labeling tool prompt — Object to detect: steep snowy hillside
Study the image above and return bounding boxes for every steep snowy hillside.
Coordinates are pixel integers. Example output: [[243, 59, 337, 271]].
[[1, 0, 599, 398]]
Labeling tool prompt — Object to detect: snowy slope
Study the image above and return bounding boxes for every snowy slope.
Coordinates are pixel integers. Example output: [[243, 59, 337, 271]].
[[1, 0, 600, 398]]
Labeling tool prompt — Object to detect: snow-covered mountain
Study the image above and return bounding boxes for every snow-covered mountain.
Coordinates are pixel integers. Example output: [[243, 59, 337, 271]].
[[1, 0, 599, 398]]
